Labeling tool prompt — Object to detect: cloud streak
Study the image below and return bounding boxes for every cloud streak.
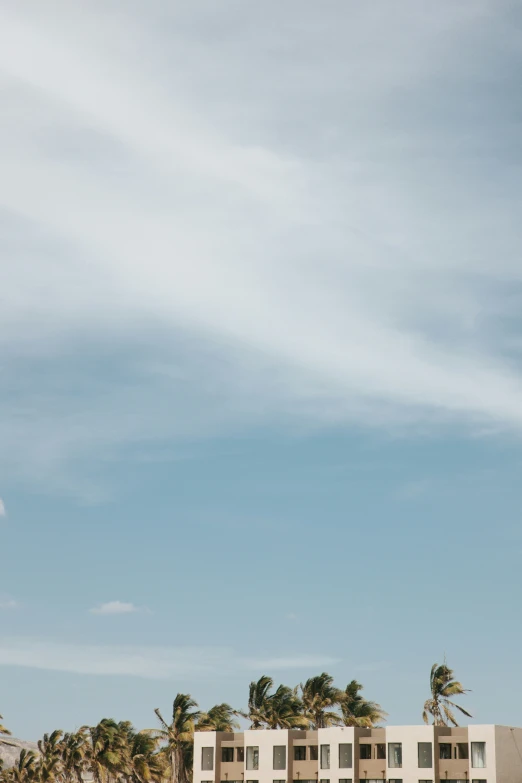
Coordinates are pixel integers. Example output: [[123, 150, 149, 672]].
[[0, 1, 522, 493], [89, 601, 140, 615], [0, 638, 339, 679]]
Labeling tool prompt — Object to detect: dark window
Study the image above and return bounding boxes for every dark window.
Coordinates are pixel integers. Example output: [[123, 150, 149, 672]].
[[339, 779, 352, 783], [376, 744, 386, 760], [294, 747, 306, 761], [319, 779, 329, 783], [439, 743, 452, 760], [472, 780, 487, 783], [359, 744, 372, 760], [309, 746, 318, 761], [237, 748, 245, 763], [457, 743, 468, 760], [273, 747, 286, 771], [222, 748, 234, 763], [418, 743, 432, 769], [202, 748, 214, 771], [339, 744, 352, 769]]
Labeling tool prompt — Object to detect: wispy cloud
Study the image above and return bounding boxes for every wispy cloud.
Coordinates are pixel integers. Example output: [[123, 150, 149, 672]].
[[89, 601, 140, 615], [0, 499, 6, 517], [0, 597, 18, 610], [0, 638, 338, 679], [0, 1, 522, 494]]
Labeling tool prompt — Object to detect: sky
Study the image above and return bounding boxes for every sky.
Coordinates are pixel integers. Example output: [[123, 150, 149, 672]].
[[1, 0, 522, 739]]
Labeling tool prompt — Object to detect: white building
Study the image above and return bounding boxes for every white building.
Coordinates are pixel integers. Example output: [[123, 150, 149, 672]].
[[193, 724, 522, 783]]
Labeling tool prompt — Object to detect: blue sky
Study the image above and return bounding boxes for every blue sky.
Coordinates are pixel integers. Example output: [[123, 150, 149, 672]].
[[1, 0, 522, 739]]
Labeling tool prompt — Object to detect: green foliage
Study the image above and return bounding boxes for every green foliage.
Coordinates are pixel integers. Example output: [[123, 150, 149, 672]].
[[423, 661, 472, 726]]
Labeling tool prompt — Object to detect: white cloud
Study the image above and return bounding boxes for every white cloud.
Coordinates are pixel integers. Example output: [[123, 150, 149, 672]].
[[0, 637, 338, 679], [0, 1, 521, 492], [89, 601, 139, 615], [0, 499, 5, 517], [0, 597, 18, 610]]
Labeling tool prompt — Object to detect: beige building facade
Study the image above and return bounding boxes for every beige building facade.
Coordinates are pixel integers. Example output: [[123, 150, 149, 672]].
[[193, 725, 522, 783]]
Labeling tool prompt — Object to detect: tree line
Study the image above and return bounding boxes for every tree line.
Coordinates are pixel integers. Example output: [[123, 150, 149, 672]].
[[0, 662, 470, 783]]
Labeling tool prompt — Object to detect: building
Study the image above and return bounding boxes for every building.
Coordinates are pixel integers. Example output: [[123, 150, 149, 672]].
[[193, 725, 522, 783]]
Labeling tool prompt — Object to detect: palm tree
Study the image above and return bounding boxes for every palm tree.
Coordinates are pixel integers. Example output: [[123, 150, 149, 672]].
[[263, 686, 308, 730], [240, 676, 273, 729], [6, 749, 37, 783], [300, 673, 343, 729], [124, 729, 163, 783], [340, 681, 387, 727], [0, 717, 10, 737], [152, 694, 200, 783], [422, 661, 472, 726], [60, 731, 88, 783], [83, 719, 130, 783], [196, 705, 239, 733]]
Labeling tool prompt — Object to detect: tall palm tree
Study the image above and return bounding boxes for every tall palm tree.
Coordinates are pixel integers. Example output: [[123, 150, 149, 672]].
[[300, 673, 343, 729], [422, 662, 472, 726], [340, 681, 387, 727], [152, 694, 200, 783], [196, 705, 239, 733], [240, 676, 273, 729]]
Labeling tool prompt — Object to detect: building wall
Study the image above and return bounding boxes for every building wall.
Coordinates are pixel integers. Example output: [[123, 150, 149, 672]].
[[194, 731, 218, 783], [468, 724, 497, 783], [494, 725, 522, 783], [385, 724, 435, 783], [317, 727, 356, 783], [243, 729, 290, 783]]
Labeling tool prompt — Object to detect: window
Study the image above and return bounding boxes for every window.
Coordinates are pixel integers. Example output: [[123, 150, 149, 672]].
[[222, 748, 234, 763], [339, 779, 352, 783], [273, 780, 286, 783], [246, 747, 259, 771], [389, 780, 403, 783], [388, 743, 402, 769], [273, 747, 286, 771], [309, 746, 318, 761], [294, 747, 306, 761], [320, 745, 330, 770], [418, 742, 432, 769], [439, 743, 452, 760], [320, 779, 330, 783], [376, 744, 386, 760], [246, 780, 258, 783], [339, 744, 352, 769], [418, 780, 433, 783], [457, 743, 468, 760], [472, 780, 487, 783], [471, 742, 486, 768], [237, 748, 245, 763], [202, 748, 214, 771], [359, 744, 372, 760]]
